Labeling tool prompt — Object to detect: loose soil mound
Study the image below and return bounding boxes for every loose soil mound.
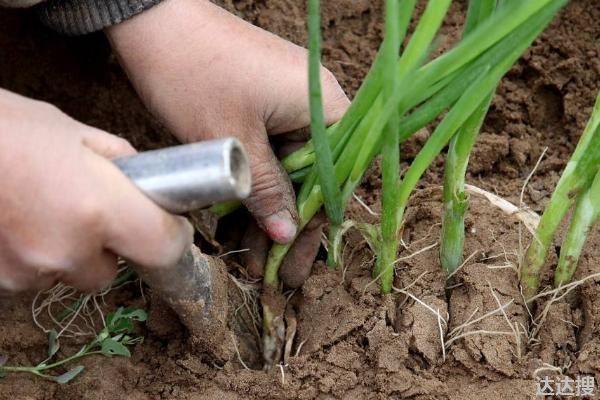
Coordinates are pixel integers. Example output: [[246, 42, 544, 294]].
[[0, 1, 599, 399]]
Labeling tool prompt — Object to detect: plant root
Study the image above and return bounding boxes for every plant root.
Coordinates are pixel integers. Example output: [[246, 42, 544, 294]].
[[261, 287, 287, 369], [31, 263, 136, 340], [465, 184, 540, 234]]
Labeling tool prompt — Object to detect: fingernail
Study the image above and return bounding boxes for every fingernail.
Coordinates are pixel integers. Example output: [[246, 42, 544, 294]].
[[263, 210, 297, 244]]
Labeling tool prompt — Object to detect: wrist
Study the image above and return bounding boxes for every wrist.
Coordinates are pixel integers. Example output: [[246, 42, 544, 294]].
[[105, 0, 218, 56], [106, 0, 271, 141], [37, 0, 164, 36]]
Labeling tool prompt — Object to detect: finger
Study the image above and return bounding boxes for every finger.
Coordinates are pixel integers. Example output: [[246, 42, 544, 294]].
[[276, 127, 311, 142], [321, 67, 351, 127], [240, 218, 270, 278], [61, 250, 119, 293], [0, 271, 30, 293], [243, 135, 299, 244], [274, 70, 349, 159], [266, 66, 350, 136], [279, 213, 326, 288], [275, 137, 308, 159], [87, 150, 194, 270], [80, 126, 137, 159], [0, 264, 59, 293], [32, 270, 62, 291]]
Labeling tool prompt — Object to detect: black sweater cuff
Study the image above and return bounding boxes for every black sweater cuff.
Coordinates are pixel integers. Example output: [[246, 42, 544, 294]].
[[35, 0, 163, 36]]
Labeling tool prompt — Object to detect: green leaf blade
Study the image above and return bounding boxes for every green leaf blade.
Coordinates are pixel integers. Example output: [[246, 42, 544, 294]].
[[48, 329, 60, 358], [307, 0, 343, 228], [100, 338, 132, 358], [53, 366, 85, 384]]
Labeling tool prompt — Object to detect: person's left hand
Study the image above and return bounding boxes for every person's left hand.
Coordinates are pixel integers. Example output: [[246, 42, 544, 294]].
[[106, 0, 349, 247]]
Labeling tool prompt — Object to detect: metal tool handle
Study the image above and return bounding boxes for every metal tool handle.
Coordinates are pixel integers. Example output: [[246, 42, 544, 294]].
[[113, 138, 251, 214], [114, 138, 249, 359]]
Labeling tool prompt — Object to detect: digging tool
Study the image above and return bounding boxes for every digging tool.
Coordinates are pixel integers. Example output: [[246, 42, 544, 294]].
[[114, 138, 251, 359]]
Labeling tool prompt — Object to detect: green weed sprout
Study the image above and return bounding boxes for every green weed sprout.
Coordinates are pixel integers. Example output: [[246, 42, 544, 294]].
[[521, 92, 600, 298], [0, 308, 146, 384]]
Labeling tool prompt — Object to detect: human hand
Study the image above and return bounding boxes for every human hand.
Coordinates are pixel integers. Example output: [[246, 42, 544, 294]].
[[106, 0, 349, 245], [0, 89, 193, 293]]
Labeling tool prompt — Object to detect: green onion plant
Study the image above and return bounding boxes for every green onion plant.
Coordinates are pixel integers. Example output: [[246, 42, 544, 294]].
[[307, 0, 344, 267], [264, 0, 567, 294], [521, 92, 600, 297], [439, 0, 497, 275], [376, 0, 404, 293], [251, 0, 568, 364]]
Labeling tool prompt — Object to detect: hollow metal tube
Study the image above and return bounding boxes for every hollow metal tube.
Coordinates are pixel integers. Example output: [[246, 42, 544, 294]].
[[114, 138, 249, 355], [113, 138, 251, 214]]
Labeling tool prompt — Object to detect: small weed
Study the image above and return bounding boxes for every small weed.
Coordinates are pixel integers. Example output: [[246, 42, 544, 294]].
[[0, 307, 146, 384]]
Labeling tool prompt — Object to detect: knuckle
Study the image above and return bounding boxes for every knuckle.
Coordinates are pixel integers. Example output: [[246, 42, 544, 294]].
[[18, 249, 70, 276], [75, 195, 106, 230], [36, 101, 65, 118], [252, 166, 283, 193], [5, 236, 65, 271], [112, 136, 136, 155], [251, 163, 288, 195], [152, 217, 191, 268], [70, 269, 116, 293], [245, 189, 282, 217], [152, 249, 180, 269], [320, 66, 339, 88], [320, 67, 350, 117], [0, 268, 26, 293], [245, 174, 293, 218], [35, 100, 57, 113]]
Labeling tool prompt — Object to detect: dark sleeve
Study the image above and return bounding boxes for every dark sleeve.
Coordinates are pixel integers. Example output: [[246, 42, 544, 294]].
[[35, 0, 163, 35]]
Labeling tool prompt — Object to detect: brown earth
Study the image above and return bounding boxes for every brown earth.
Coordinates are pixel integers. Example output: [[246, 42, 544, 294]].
[[1, 0, 600, 399]]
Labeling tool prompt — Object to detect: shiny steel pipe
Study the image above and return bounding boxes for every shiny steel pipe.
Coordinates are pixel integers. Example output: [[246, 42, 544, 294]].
[[113, 138, 251, 213], [114, 138, 250, 359]]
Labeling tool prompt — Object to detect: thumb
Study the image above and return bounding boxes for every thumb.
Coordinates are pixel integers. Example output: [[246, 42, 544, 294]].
[[321, 67, 351, 127], [243, 135, 299, 244], [266, 66, 350, 135], [246, 67, 348, 243]]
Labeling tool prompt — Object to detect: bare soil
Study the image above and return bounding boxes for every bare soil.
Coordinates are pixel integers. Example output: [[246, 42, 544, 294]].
[[1, 1, 599, 399]]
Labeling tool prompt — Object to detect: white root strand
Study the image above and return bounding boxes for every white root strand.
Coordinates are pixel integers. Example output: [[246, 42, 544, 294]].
[[465, 184, 540, 235]]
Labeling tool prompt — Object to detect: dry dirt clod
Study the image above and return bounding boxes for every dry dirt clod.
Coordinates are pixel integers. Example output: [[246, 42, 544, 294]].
[[283, 304, 298, 365], [188, 209, 221, 250], [448, 262, 528, 378], [140, 246, 234, 363], [146, 290, 184, 339]]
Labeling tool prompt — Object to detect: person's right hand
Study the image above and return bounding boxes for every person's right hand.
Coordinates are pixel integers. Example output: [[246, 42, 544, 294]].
[[0, 89, 193, 294]]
